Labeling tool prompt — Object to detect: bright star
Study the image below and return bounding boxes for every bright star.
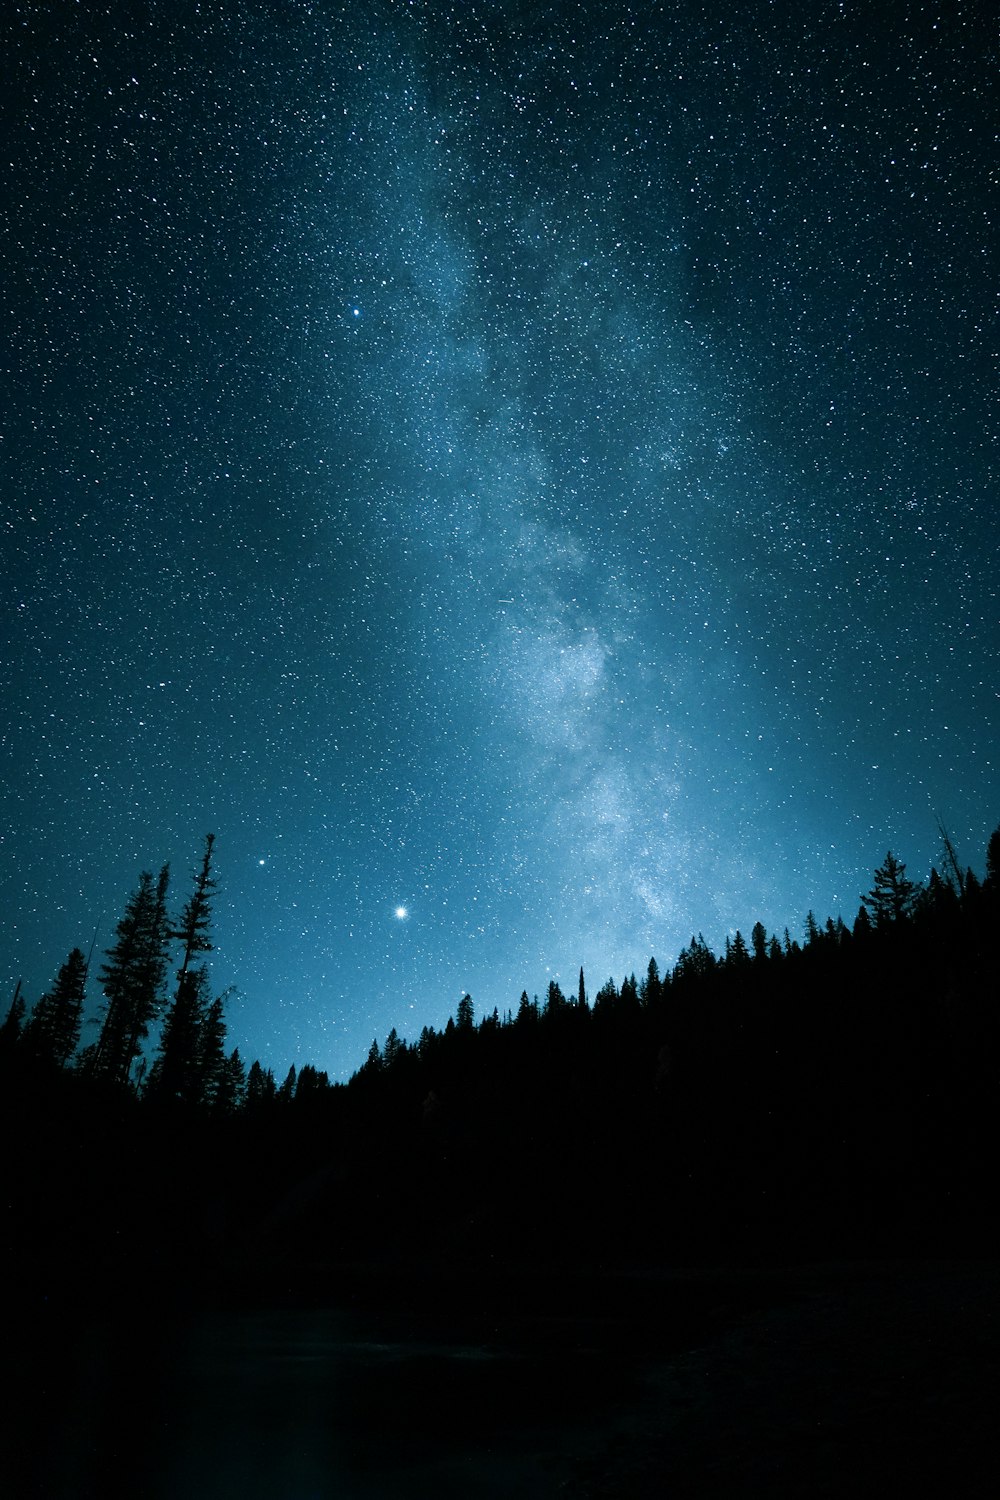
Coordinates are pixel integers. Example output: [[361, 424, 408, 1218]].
[[394, 905, 408, 920]]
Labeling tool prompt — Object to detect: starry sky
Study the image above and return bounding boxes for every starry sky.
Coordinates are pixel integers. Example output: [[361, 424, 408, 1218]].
[[2, 1, 996, 1079]]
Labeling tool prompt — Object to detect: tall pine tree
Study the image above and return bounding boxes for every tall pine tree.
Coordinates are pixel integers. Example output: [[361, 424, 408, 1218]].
[[149, 836, 221, 1104], [862, 851, 918, 927], [23, 948, 87, 1066], [171, 834, 216, 987], [147, 965, 208, 1104], [0, 983, 26, 1059], [91, 866, 171, 1086]]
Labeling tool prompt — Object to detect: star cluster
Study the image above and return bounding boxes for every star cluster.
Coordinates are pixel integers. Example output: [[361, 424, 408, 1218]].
[[2, 2, 996, 1076]]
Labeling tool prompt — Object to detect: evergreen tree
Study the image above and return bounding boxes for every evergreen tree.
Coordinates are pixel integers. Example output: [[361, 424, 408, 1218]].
[[150, 837, 225, 1106], [147, 965, 208, 1103], [0, 984, 26, 1058], [853, 905, 873, 941], [91, 865, 171, 1086], [593, 978, 619, 1016], [751, 922, 769, 964], [619, 973, 640, 1011], [985, 826, 1000, 890], [198, 991, 228, 1106], [456, 993, 475, 1030], [862, 851, 918, 927], [578, 966, 588, 1010], [214, 1048, 246, 1115], [23, 948, 87, 1066], [543, 981, 566, 1016], [676, 935, 715, 981], [295, 1063, 330, 1101], [245, 1058, 276, 1107], [726, 931, 751, 967], [640, 958, 661, 1007], [171, 834, 216, 986], [937, 821, 966, 896], [922, 866, 958, 917], [418, 1024, 436, 1056]]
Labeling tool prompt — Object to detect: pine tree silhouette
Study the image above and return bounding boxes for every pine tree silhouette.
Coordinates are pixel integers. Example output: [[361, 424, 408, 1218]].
[[91, 866, 171, 1086], [23, 948, 87, 1066]]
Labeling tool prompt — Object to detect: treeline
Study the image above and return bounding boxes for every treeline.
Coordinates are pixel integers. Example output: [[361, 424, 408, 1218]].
[[302, 827, 1000, 1265], [0, 833, 308, 1113], [2, 826, 999, 1285]]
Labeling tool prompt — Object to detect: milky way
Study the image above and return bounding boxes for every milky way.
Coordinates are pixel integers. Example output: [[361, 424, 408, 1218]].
[[2, 2, 996, 1076]]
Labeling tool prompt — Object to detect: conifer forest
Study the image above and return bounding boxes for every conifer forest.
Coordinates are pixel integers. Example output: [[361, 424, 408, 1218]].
[[4, 826, 1000, 1494], [5, 825, 1000, 1281]]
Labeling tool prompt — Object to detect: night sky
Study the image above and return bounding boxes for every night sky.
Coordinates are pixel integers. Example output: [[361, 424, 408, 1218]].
[[3, 1, 996, 1079]]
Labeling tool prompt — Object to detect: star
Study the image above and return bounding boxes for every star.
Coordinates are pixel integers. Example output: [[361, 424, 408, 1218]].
[[1, 1, 993, 1084]]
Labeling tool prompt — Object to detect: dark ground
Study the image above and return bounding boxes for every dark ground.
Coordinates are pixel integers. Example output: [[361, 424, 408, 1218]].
[[557, 1259, 1000, 1498], [6, 1256, 998, 1496]]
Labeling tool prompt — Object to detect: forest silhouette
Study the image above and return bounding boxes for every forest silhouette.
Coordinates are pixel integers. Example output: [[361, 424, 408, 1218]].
[[3, 822, 1000, 1304]]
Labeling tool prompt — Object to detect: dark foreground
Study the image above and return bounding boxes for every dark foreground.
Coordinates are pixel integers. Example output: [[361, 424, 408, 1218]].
[[561, 1259, 1000, 1498], [6, 1258, 999, 1497]]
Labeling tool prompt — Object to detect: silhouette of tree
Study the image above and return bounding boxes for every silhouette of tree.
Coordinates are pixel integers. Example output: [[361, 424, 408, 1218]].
[[147, 964, 208, 1103], [91, 865, 171, 1086], [295, 1063, 329, 1101], [22, 949, 86, 1066], [822, 916, 849, 947], [751, 921, 769, 964], [676, 934, 715, 981], [198, 991, 229, 1106], [852, 905, 873, 941], [245, 1058, 276, 1107], [214, 1048, 247, 1114], [725, 931, 751, 967], [640, 958, 661, 1006], [985, 826, 1000, 890], [616, 973, 640, 1015], [921, 867, 959, 917], [578, 967, 588, 1010], [456, 993, 475, 1030], [0, 983, 26, 1058], [862, 851, 918, 927], [935, 820, 966, 896], [593, 978, 618, 1017], [543, 980, 566, 1017], [171, 834, 216, 987]]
